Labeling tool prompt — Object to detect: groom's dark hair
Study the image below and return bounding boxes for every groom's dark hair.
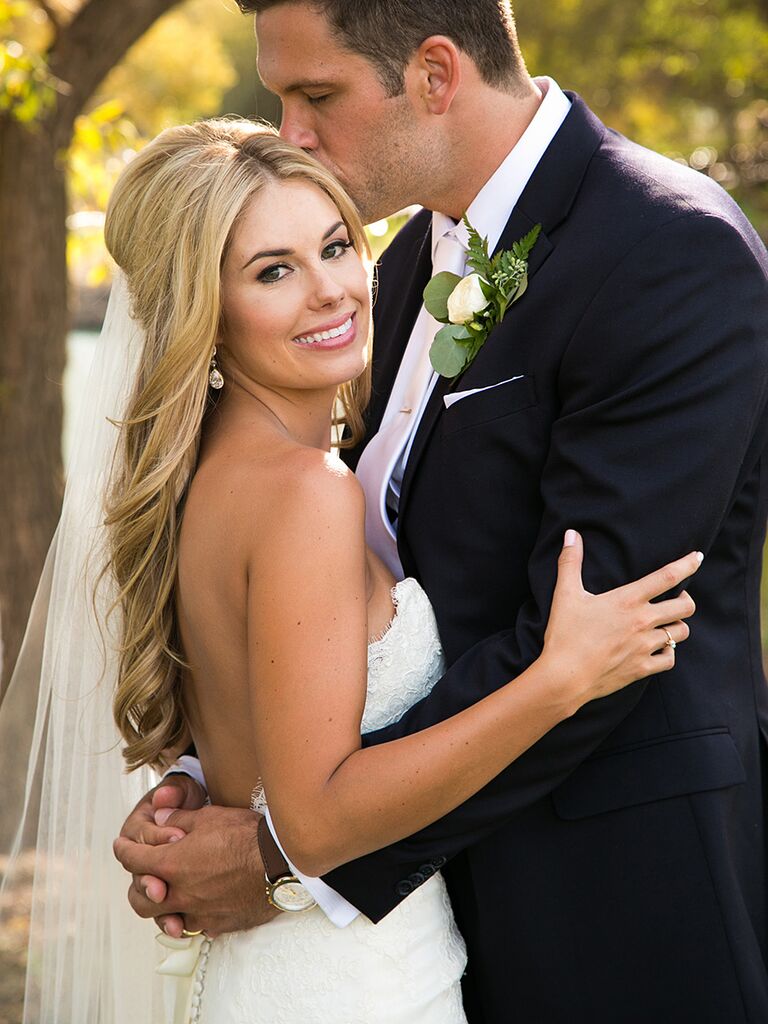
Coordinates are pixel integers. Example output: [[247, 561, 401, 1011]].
[[240, 0, 526, 96]]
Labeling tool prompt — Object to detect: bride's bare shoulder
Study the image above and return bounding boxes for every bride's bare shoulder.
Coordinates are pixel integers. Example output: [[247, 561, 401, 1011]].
[[267, 445, 364, 521], [243, 439, 361, 504], [198, 436, 364, 549], [244, 445, 367, 583]]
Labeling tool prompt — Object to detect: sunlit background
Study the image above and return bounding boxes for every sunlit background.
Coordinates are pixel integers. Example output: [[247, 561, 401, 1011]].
[[12, 0, 767, 460], [1, 1, 767, 1018]]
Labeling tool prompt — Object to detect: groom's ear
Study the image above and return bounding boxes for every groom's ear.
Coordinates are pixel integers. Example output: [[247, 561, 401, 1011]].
[[410, 35, 462, 117]]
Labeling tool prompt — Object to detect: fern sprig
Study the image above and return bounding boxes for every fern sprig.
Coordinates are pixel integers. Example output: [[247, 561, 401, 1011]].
[[462, 213, 493, 280]]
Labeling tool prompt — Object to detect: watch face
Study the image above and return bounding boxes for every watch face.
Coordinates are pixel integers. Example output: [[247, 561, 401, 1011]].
[[271, 878, 317, 913]]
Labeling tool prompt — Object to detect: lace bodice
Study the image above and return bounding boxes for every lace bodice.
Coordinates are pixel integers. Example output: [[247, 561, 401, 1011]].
[[363, 577, 445, 733]]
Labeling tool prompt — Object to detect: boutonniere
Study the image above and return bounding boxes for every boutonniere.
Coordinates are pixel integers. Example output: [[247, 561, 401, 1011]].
[[424, 215, 541, 378]]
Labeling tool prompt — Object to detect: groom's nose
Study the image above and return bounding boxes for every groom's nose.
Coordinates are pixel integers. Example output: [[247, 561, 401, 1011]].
[[279, 107, 319, 153]]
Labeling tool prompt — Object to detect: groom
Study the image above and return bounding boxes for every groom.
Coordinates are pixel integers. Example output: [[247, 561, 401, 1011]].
[[115, 2, 768, 1020]]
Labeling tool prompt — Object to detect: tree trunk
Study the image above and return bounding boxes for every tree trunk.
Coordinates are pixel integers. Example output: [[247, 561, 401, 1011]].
[[0, 0, 180, 698], [48, 0, 182, 151], [0, 117, 67, 696]]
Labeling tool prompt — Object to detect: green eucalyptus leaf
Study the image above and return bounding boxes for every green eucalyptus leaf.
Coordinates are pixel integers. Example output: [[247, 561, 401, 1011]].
[[423, 271, 463, 322], [456, 324, 474, 341], [429, 324, 472, 377]]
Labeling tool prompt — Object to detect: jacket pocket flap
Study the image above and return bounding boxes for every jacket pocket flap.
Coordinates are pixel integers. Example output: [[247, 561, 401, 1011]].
[[442, 374, 536, 434], [552, 730, 745, 820]]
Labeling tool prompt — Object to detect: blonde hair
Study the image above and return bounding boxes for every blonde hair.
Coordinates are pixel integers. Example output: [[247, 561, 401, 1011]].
[[103, 119, 371, 771]]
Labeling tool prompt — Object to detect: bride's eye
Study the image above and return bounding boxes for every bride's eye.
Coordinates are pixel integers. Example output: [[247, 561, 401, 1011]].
[[322, 240, 353, 260], [258, 263, 292, 284]]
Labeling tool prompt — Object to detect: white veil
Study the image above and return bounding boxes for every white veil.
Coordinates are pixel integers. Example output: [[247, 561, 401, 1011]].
[[0, 273, 168, 1022]]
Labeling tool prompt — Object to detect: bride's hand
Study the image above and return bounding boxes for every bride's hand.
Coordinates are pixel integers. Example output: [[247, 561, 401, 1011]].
[[542, 530, 701, 709], [115, 775, 207, 935]]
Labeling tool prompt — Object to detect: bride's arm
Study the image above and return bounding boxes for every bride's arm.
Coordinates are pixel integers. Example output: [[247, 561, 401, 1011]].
[[251, 450, 698, 878]]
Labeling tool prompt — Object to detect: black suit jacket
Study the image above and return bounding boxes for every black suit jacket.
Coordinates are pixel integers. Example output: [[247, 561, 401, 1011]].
[[327, 95, 768, 1023]]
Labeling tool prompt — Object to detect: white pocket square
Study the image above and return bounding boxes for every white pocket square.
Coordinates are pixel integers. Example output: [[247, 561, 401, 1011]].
[[443, 375, 525, 410]]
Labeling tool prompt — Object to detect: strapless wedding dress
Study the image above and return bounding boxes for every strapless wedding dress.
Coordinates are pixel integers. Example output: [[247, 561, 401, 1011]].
[[162, 578, 467, 1024]]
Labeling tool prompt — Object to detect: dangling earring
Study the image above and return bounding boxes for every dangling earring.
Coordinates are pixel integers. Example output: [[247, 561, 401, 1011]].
[[209, 346, 224, 390]]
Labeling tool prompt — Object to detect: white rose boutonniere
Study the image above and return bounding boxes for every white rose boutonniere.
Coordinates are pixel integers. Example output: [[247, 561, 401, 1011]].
[[424, 215, 541, 378], [447, 273, 490, 324]]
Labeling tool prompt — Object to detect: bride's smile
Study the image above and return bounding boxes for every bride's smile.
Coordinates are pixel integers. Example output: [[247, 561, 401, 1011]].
[[293, 310, 357, 349], [217, 177, 371, 403]]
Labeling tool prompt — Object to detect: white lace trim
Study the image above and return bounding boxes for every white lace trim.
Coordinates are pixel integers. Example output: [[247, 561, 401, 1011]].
[[362, 577, 445, 734], [367, 583, 402, 647]]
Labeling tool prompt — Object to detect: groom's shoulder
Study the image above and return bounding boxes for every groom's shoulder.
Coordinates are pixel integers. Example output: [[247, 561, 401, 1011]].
[[379, 207, 431, 267], [590, 127, 763, 253]]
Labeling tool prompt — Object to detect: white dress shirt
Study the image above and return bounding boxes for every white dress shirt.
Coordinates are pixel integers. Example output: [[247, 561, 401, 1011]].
[[165, 78, 571, 928]]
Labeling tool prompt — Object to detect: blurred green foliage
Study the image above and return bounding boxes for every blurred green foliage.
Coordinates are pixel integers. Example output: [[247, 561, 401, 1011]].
[[100, 0, 238, 136], [5, 0, 766, 261], [0, 1, 59, 121], [515, 0, 768, 236], [0, 0, 248, 281]]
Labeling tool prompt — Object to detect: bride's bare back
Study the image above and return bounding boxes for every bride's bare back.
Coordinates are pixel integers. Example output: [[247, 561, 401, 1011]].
[[177, 405, 395, 809]]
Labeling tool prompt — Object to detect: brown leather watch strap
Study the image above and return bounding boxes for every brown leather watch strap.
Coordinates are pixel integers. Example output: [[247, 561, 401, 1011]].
[[257, 813, 291, 883]]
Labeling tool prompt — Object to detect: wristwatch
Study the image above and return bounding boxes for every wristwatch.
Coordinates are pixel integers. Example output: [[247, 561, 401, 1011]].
[[256, 814, 317, 913]]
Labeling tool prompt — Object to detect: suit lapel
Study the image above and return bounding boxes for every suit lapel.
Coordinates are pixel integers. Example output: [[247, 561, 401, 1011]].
[[397, 94, 605, 522]]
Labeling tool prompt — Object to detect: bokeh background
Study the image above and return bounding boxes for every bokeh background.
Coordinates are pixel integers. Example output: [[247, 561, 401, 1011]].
[[1, 1, 767, 1020]]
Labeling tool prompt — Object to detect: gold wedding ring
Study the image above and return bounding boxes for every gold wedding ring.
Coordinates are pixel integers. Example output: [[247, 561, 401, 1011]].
[[661, 627, 677, 650], [181, 928, 204, 937]]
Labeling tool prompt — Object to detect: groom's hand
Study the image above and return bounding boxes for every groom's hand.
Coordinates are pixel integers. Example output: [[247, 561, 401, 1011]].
[[114, 803, 279, 937]]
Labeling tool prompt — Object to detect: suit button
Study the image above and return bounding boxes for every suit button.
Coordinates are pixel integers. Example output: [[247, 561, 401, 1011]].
[[419, 863, 435, 879], [433, 855, 447, 869], [409, 872, 426, 888], [396, 880, 414, 897]]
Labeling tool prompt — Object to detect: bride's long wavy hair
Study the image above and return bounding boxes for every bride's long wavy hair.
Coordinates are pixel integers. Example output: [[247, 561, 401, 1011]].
[[103, 119, 372, 771]]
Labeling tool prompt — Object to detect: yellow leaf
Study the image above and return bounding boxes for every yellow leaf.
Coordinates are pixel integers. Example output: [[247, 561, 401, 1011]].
[[89, 98, 124, 125]]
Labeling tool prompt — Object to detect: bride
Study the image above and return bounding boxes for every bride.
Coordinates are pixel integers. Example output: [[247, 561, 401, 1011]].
[[0, 118, 699, 1024]]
